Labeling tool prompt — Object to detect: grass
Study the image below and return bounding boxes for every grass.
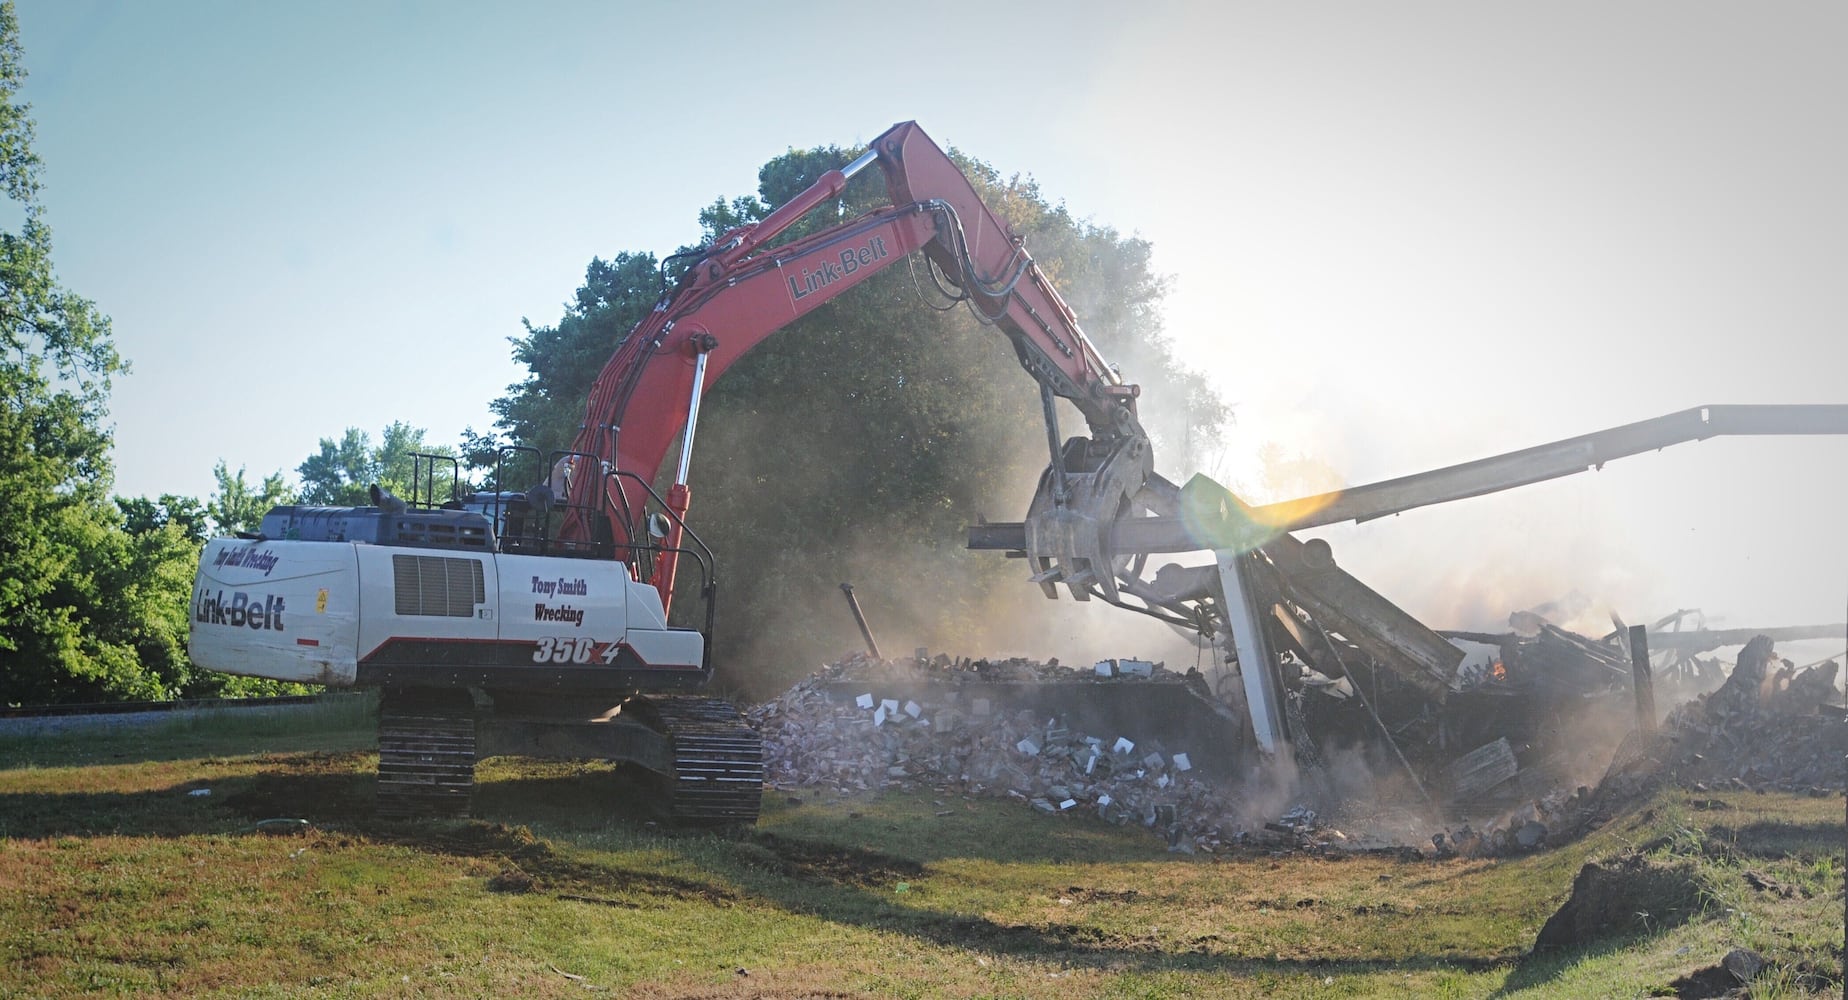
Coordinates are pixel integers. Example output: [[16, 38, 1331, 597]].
[[0, 699, 1841, 997]]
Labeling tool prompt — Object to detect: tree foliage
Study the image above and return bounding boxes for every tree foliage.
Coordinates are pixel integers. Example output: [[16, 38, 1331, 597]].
[[489, 137, 1227, 696], [0, 5, 293, 704], [118, 494, 208, 543], [204, 461, 293, 535], [475, 252, 663, 469], [0, 1, 179, 704], [297, 422, 458, 507]]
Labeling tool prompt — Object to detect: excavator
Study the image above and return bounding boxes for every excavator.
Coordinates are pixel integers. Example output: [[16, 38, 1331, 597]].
[[189, 121, 1162, 824], [190, 120, 1848, 823]]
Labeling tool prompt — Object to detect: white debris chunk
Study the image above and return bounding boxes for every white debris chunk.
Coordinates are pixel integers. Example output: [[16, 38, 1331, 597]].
[[855, 692, 874, 709], [1172, 753, 1192, 772]]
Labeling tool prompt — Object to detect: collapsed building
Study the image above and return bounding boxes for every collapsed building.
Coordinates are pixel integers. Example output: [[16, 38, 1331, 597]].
[[751, 405, 1847, 852], [748, 605, 1844, 856]]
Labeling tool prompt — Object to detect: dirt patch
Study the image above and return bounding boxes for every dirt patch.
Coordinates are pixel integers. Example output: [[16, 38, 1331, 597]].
[[1533, 853, 1706, 950], [1064, 885, 1140, 903], [416, 821, 737, 905], [219, 754, 736, 907], [1666, 962, 1740, 999], [912, 914, 1150, 954], [221, 761, 737, 908], [748, 832, 925, 888]]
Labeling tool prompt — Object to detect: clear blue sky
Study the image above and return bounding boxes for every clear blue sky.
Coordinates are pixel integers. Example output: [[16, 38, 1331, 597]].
[[14, 1, 1846, 652]]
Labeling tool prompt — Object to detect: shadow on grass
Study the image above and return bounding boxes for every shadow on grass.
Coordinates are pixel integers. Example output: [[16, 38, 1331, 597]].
[[705, 839, 1508, 977], [1708, 820, 1846, 860], [1487, 931, 1665, 998], [0, 752, 374, 837], [0, 760, 1526, 978]]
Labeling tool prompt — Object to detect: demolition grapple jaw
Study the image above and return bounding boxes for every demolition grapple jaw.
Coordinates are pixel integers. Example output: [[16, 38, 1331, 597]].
[[1021, 433, 1153, 602]]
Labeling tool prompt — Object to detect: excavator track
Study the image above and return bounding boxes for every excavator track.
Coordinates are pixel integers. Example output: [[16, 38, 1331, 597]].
[[376, 689, 476, 820], [650, 696, 764, 825]]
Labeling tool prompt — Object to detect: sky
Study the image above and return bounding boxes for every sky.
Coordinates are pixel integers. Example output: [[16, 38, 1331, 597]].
[[14, 1, 1847, 659]]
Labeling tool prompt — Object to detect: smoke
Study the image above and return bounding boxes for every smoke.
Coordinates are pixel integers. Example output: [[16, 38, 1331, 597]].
[[1222, 432, 1663, 635]]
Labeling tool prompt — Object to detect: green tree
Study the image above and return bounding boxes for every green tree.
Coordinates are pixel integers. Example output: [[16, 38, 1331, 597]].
[[478, 252, 663, 467], [487, 139, 1227, 697], [297, 422, 459, 507], [117, 493, 209, 543], [205, 461, 293, 535], [0, 1, 178, 704]]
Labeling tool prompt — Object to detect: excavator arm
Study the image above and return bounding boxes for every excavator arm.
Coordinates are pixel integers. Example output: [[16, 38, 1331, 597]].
[[554, 122, 1149, 611], [1247, 404, 1848, 532]]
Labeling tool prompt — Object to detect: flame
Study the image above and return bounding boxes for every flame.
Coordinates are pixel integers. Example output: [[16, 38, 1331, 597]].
[[1491, 661, 1506, 681]]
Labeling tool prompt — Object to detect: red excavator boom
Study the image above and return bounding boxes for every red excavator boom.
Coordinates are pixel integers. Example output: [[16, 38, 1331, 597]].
[[555, 122, 1148, 612]]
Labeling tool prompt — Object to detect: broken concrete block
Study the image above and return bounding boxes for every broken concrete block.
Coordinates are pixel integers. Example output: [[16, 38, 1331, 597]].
[[1016, 738, 1041, 756], [855, 693, 874, 709], [873, 706, 888, 727], [1113, 737, 1135, 755], [1095, 659, 1115, 677], [1097, 793, 1113, 807], [1172, 753, 1192, 772], [903, 700, 922, 718], [1031, 797, 1057, 814], [1118, 658, 1154, 678], [1722, 948, 1764, 985], [1059, 798, 1078, 810], [880, 698, 900, 715], [971, 698, 992, 716], [1143, 751, 1166, 770]]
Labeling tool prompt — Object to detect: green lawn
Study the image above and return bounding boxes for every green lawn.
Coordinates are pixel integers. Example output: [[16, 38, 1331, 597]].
[[0, 699, 1841, 998]]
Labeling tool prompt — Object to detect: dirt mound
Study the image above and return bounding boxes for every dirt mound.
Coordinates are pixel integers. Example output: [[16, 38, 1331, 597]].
[[1533, 852, 1706, 950]]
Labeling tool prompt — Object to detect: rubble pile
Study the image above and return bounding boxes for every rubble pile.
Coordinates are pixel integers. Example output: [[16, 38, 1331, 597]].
[[749, 653, 1318, 853], [1656, 640, 1846, 794], [748, 631, 1844, 860]]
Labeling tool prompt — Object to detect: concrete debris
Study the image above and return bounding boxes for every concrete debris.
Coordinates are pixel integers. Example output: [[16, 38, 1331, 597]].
[[750, 628, 1843, 862], [1655, 653, 1848, 794], [748, 652, 1286, 854]]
